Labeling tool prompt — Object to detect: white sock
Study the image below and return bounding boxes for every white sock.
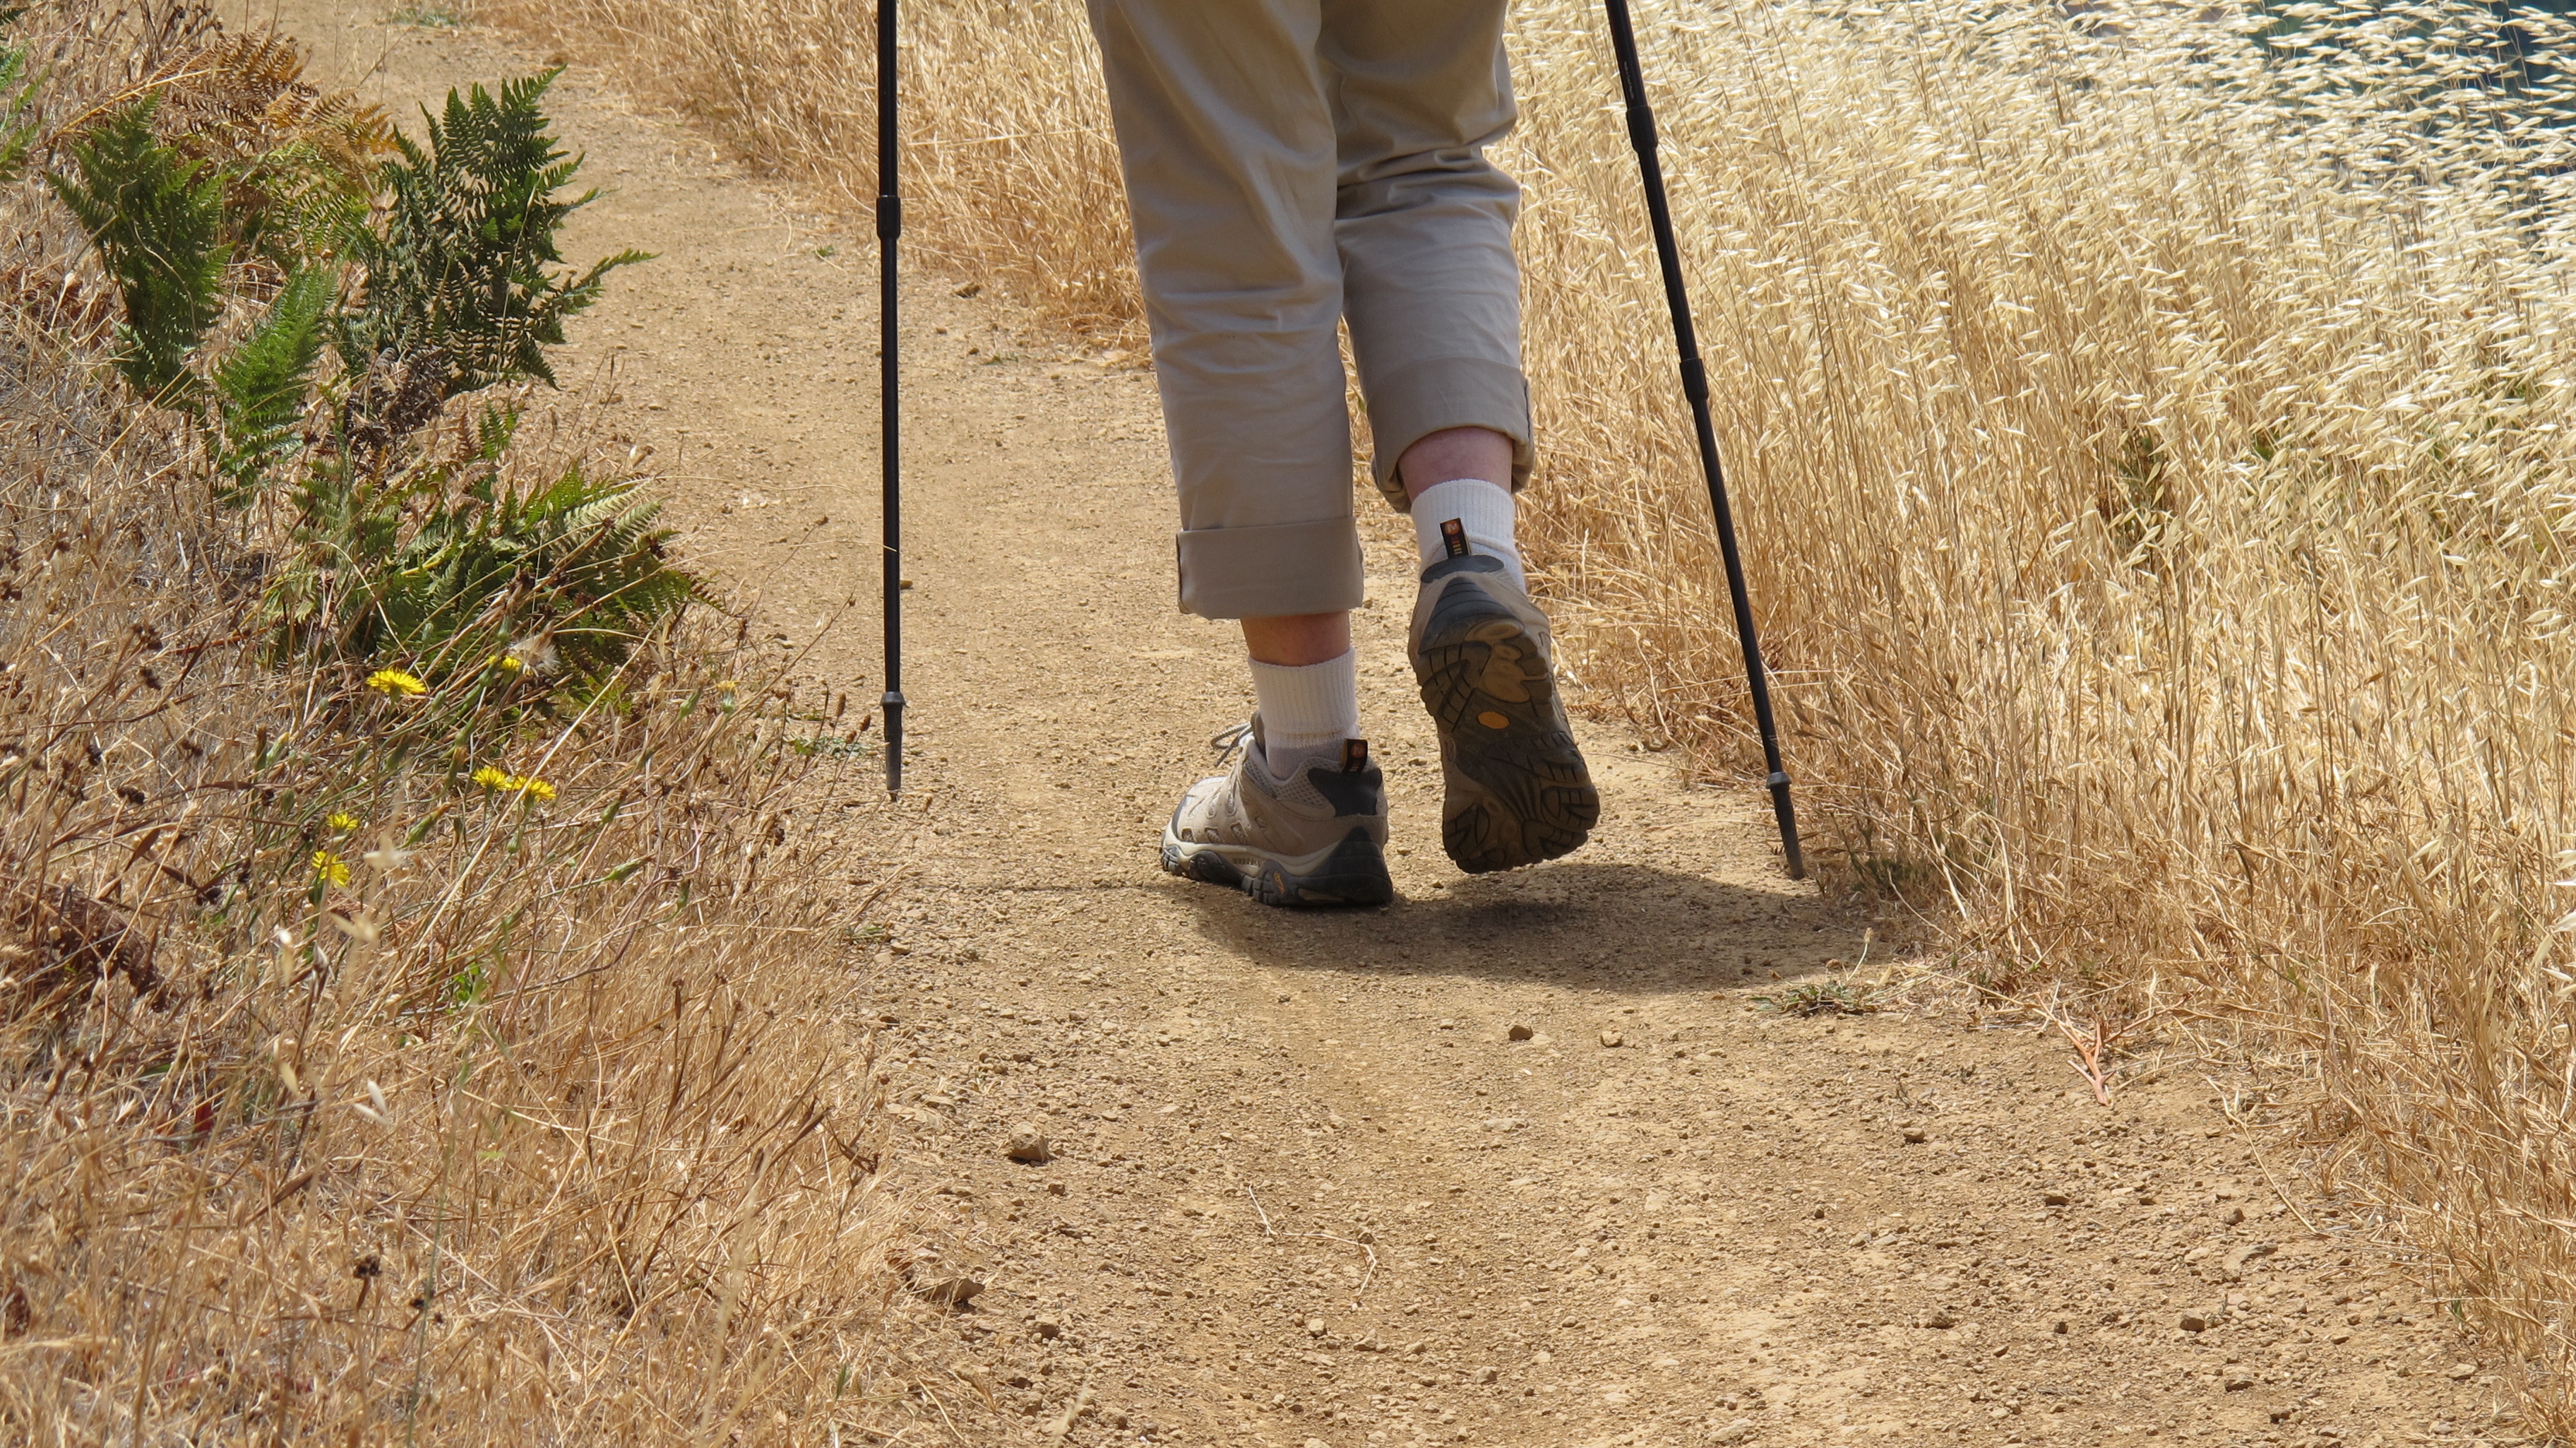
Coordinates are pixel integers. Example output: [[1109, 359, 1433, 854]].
[[1247, 650, 1359, 776], [1412, 477, 1527, 592]]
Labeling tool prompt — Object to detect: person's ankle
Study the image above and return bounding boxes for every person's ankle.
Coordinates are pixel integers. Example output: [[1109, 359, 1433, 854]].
[[1412, 477, 1527, 592], [1247, 651, 1359, 776]]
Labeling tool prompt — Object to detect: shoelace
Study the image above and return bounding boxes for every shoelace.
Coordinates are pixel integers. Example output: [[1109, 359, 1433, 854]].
[[1209, 720, 1255, 764]]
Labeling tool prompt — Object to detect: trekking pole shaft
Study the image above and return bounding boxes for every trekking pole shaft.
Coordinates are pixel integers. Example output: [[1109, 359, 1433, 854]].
[[1602, 0, 1804, 879], [877, 0, 906, 797]]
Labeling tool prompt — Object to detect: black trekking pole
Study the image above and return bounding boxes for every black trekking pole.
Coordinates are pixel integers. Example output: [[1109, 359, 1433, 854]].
[[876, 0, 906, 796], [1600, 0, 1804, 879]]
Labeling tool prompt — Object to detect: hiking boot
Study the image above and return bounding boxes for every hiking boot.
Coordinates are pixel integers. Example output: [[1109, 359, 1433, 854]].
[[1409, 554, 1599, 872], [1159, 720, 1394, 908]]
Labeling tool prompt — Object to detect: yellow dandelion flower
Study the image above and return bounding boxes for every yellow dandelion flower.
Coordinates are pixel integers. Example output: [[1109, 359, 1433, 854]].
[[312, 849, 352, 887], [366, 669, 427, 697], [489, 654, 525, 674], [326, 811, 361, 832], [472, 766, 556, 802]]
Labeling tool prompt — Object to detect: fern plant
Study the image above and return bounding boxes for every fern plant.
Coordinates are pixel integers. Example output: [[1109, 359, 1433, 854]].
[[141, 33, 398, 273], [270, 408, 700, 689], [48, 98, 225, 405], [373, 458, 697, 684], [47, 52, 696, 687], [0, 35, 37, 182], [337, 69, 647, 446], [212, 265, 336, 502]]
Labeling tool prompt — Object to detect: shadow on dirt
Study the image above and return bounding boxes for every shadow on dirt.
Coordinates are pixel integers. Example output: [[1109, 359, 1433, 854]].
[[1169, 860, 1861, 994]]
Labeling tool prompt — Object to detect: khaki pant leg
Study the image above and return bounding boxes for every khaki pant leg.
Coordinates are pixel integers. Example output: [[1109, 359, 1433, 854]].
[[1086, 0, 1366, 620], [1322, 0, 1532, 510]]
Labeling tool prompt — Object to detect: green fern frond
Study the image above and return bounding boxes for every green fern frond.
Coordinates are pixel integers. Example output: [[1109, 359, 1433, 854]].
[[472, 403, 519, 463], [338, 69, 648, 437], [0, 42, 35, 183], [283, 453, 696, 687], [213, 266, 338, 502], [48, 97, 225, 407]]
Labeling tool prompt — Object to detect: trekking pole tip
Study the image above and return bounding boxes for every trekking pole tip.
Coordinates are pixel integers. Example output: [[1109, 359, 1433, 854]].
[[883, 689, 907, 796], [1765, 770, 1806, 880]]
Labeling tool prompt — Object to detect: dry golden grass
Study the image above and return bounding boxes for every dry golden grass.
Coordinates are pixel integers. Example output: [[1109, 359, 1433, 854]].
[[0, 5, 974, 1442], [487, 0, 2576, 1426]]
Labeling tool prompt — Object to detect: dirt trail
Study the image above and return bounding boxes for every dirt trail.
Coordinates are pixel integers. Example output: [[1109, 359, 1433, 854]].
[[273, 6, 2521, 1444]]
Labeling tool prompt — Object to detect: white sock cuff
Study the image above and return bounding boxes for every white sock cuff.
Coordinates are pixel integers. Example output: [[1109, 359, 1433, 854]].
[[1412, 477, 1524, 590], [1248, 650, 1360, 752]]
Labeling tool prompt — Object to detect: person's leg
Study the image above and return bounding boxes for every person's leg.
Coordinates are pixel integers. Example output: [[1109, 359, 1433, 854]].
[[1325, 0, 1599, 873], [1241, 612, 1357, 785], [1400, 426, 1526, 593], [1323, 0, 1530, 506], [1085, 0, 1361, 627], [1087, 0, 1388, 906]]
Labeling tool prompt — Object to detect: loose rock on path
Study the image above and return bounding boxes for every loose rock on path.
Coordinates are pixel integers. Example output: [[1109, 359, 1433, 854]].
[[278, 5, 2522, 1443]]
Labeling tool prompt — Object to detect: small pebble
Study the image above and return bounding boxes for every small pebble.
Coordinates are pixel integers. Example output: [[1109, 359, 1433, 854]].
[[1305, 1317, 1327, 1337], [2222, 1242, 2275, 1278], [912, 1274, 983, 1309], [1472, 1365, 1498, 1384], [1033, 1315, 1062, 1339], [1006, 1123, 1051, 1163], [1508, 1023, 1534, 1041], [1599, 1028, 1623, 1048], [1901, 1126, 1928, 1144], [2178, 1308, 2216, 1332], [2041, 1189, 2071, 1206]]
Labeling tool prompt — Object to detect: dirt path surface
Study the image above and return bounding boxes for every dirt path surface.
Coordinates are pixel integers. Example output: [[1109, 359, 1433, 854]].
[[273, 7, 2523, 1445]]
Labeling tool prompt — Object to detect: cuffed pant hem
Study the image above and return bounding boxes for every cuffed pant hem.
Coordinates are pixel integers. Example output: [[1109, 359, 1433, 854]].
[[1176, 515, 1366, 619], [1364, 355, 1534, 510]]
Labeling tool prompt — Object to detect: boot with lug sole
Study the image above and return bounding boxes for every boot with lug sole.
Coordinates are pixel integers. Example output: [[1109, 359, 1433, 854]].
[[1408, 554, 1599, 872], [1159, 719, 1393, 908]]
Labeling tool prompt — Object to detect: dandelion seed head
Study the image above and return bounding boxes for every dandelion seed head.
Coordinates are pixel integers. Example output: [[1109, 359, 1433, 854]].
[[507, 637, 561, 676]]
